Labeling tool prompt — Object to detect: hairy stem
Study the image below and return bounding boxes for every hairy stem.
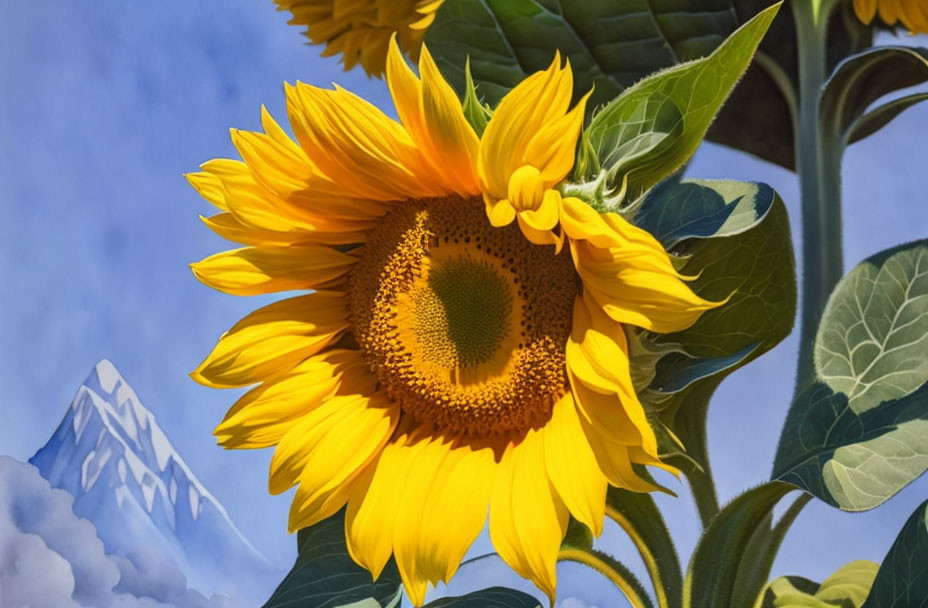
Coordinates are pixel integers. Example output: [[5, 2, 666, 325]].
[[792, 0, 846, 395]]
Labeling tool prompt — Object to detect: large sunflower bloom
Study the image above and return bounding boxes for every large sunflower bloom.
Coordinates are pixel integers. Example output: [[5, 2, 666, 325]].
[[189, 39, 717, 605], [853, 0, 928, 33], [275, 0, 443, 76]]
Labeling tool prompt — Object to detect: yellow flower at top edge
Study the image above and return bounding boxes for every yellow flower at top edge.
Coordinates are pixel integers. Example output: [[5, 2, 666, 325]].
[[275, 0, 443, 76], [188, 38, 719, 605], [853, 0, 928, 34]]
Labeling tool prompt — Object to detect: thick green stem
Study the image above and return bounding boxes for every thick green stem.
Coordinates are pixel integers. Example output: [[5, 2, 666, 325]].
[[792, 0, 846, 395], [666, 395, 719, 528]]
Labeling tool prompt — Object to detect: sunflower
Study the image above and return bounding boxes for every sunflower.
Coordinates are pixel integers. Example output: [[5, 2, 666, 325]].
[[189, 39, 717, 605], [275, 0, 443, 76], [853, 0, 928, 33]]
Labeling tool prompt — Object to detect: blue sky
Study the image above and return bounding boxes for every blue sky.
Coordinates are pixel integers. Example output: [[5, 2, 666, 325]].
[[1, 1, 927, 606]]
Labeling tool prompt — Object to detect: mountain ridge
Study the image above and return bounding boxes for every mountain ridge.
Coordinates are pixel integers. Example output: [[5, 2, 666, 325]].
[[30, 359, 277, 605]]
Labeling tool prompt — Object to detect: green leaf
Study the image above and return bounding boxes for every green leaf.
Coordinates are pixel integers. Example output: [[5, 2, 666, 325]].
[[425, 0, 869, 170], [773, 241, 928, 511], [580, 5, 779, 197], [730, 492, 813, 608], [847, 92, 928, 144], [862, 499, 928, 607], [606, 487, 684, 608], [683, 482, 796, 608], [625, 179, 796, 521], [821, 46, 928, 144], [262, 509, 402, 608], [762, 560, 879, 608], [424, 587, 541, 608]]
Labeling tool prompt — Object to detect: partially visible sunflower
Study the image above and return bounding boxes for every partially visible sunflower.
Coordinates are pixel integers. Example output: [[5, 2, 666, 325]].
[[189, 38, 719, 605], [853, 0, 928, 33], [275, 0, 443, 75]]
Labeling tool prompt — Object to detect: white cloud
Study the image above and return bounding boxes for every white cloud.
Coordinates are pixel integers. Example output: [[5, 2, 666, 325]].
[[558, 599, 599, 608], [0, 457, 235, 608]]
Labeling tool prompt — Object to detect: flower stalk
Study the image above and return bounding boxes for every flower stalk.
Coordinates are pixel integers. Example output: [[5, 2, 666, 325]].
[[792, 0, 846, 395]]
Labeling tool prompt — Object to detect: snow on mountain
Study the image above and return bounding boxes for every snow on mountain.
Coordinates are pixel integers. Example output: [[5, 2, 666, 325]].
[[30, 359, 278, 605]]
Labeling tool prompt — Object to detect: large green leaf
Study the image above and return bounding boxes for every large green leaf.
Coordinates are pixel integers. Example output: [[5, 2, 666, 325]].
[[625, 179, 796, 520], [579, 5, 779, 198], [862, 499, 928, 607], [263, 509, 403, 608], [761, 560, 879, 608], [683, 482, 796, 608], [425, 588, 541, 608], [773, 241, 928, 511], [821, 46, 928, 145], [425, 0, 870, 170]]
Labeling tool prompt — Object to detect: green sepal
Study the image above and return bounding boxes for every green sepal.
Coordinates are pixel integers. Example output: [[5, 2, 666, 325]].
[[262, 509, 402, 608], [579, 4, 780, 199], [562, 516, 594, 551], [862, 499, 928, 607], [821, 46, 928, 144], [461, 57, 492, 136], [773, 241, 928, 511]]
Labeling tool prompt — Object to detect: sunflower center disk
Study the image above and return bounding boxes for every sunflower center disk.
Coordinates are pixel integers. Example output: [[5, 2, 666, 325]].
[[349, 197, 579, 437], [413, 258, 512, 369]]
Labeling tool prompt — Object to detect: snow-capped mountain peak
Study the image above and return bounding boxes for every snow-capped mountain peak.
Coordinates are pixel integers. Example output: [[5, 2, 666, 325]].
[[70, 359, 233, 526], [31, 359, 277, 603]]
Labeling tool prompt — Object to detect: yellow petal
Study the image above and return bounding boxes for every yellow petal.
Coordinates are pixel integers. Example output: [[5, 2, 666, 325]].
[[346, 426, 427, 582], [384, 37, 472, 196], [192, 291, 349, 388], [523, 90, 590, 184], [577, 421, 661, 494], [518, 188, 560, 230], [287, 392, 400, 531], [516, 215, 565, 250], [507, 165, 546, 213], [565, 300, 666, 493], [479, 54, 572, 200], [386, 36, 428, 155], [853, 0, 877, 22], [570, 231, 719, 333], [489, 430, 569, 601], [419, 44, 480, 194], [200, 212, 372, 247], [271, 392, 399, 502], [566, 293, 658, 456], [485, 196, 517, 227], [197, 159, 299, 232], [213, 349, 375, 448], [401, 436, 496, 600], [286, 81, 441, 201], [190, 245, 356, 296], [186, 171, 228, 211], [543, 394, 608, 536]]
